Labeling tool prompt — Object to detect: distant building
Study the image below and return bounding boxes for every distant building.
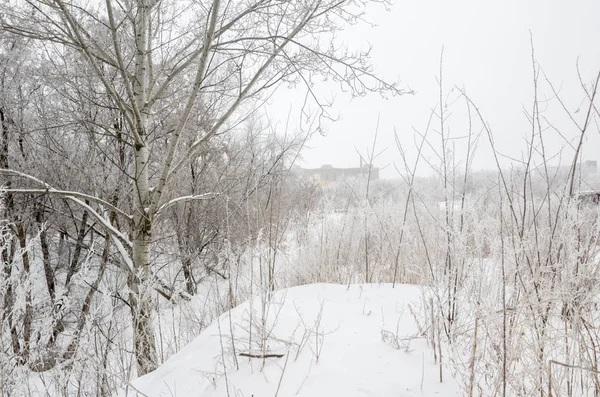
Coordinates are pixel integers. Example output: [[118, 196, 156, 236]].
[[293, 164, 379, 185], [544, 160, 599, 191], [575, 190, 600, 205], [582, 160, 597, 175]]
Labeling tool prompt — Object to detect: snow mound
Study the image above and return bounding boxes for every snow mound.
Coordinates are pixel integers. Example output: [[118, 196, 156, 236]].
[[122, 283, 461, 397]]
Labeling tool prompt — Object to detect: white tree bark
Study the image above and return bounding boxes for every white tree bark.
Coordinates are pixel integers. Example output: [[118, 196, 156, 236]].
[[129, 0, 159, 374]]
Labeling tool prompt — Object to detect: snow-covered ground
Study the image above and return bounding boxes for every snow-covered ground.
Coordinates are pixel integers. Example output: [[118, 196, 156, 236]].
[[121, 283, 461, 397]]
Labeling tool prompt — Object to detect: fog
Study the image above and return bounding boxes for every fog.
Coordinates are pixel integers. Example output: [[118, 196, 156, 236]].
[[267, 0, 600, 178]]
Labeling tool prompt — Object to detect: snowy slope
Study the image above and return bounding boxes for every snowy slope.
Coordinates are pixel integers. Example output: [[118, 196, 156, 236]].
[[121, 284, 462, 397]]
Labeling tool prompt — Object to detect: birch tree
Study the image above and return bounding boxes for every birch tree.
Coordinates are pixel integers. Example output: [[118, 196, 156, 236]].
[[0, 0, 406, 375]]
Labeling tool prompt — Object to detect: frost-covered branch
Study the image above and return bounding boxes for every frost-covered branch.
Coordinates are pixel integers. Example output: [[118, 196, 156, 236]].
[[155, 193, 217, 219], [149, 0, 222, 215], [3, 187, 132, 222], [164, 3, 318, 188], [0, 170, 134, 271]]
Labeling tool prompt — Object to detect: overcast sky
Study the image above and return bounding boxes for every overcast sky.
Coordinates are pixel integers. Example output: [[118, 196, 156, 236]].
[[266, 0, 600, 179]]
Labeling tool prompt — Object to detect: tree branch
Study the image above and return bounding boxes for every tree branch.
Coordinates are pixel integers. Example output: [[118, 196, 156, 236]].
[[163, 2, 320, 190], [155, 193, 217, 220], [149, 0, 222, 214], [4, 188, 132, 222]]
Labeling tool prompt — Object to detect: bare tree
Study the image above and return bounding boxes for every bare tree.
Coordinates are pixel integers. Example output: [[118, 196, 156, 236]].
[[0, 0, 407, 375]]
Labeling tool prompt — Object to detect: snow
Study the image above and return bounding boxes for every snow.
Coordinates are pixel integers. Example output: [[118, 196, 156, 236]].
[[121, 283, 462, 397]]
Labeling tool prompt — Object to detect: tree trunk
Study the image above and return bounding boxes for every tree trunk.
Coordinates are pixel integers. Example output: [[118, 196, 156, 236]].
[[181, 255, 196, 296], [130, 218, 157, 375], [36, 206, 56, 303], [0, 106, 22, 356], [130, 135, 158, 374], [176, 216, 197, 296], [16, 221, 32, 364], [127, 0, 158, 376], [65, 207, 89, 286], [180, 162, 197, 296], [1, 237, 20, 356], [39, 217, 56, 304]]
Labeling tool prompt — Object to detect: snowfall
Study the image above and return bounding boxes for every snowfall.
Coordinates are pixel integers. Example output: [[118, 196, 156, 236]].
[[120, 283, 462, 397]]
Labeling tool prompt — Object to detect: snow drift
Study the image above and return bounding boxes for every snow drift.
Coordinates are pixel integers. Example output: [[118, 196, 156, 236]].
[[121, 283, 461, 397]]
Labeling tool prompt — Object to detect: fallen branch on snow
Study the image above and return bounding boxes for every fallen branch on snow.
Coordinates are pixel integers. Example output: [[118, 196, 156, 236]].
[[239, 352, 285, 359]]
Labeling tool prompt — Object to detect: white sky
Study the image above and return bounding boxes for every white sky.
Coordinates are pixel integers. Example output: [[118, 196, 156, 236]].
[[266, 0, 600, 178]]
